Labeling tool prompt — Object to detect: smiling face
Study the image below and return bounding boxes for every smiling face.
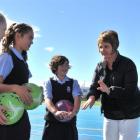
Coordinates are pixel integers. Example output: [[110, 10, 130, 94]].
[[49, 55, 71, 79], [15, 30, 34, 52], [98, 42, 114, 61], [97, 30, 119, 62], [56, 61, 70, 78]]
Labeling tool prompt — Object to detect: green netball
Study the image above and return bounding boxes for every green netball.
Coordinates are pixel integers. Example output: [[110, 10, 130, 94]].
[[0, 93, 24, 125], [24, 83, 43, 110]]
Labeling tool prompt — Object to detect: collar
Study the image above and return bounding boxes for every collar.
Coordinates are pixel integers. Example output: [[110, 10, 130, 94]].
[[11, 47, 24, 61], [112, 52, 121, 69], [100, 51, 121, 70], [53, 75, 70, 84]]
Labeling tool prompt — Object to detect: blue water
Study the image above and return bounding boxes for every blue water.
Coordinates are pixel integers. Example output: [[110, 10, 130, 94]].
[[28, 105, 140, 140]]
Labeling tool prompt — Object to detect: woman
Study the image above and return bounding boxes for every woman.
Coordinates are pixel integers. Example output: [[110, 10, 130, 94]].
[[82, 30, 140, 140]]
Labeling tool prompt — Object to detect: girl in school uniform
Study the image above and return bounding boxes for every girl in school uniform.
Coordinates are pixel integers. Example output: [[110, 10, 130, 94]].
[[42, 55, 81, 140], [0, 23, 34, 140]]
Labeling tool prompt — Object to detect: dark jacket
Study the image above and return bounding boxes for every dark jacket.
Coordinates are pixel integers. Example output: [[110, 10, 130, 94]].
[[87, 53, 140, 120]]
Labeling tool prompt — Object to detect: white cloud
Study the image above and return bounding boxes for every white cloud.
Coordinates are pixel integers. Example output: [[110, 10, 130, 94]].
[[6, 17, 15, 28], [0, 11, 40, 39], [32, 25, 41, 38], [45, 62, 50, 69], [45, 47, 54, 52]]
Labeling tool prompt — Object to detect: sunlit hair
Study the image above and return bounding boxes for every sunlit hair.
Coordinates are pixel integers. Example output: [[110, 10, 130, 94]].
[[49, 55, 70, 74], [97, 30, 119, 52], [0, 13, 7, 42], [2, 23, 33, 61], [0, 13, 6, 25]]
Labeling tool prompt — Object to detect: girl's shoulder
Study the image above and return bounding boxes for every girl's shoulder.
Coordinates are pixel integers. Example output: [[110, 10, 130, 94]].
[[0, 52, 12, 62], [67, 77, 79, 85]]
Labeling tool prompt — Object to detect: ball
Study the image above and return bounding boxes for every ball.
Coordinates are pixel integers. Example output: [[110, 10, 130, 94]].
[[55, 99, 73, 122], [24, 83, 43, 110], [0, 92, 24, 125]]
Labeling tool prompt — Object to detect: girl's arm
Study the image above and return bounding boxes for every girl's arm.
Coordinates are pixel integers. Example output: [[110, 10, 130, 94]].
[[44, 98, 57, 114], [0, 76, 32, 105], [72, 95, 81, 116]]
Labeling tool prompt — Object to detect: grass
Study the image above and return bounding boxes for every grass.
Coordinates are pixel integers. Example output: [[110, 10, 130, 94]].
[[81, 100, 101, 106]]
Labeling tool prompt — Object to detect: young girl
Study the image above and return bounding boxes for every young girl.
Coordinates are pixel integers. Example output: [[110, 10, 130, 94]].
[[42, 55, 81, 140], [0, 23, 34, 140]]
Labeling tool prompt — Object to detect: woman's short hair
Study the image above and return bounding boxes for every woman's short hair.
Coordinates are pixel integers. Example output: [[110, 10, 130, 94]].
[[97, 30, 119, 51]]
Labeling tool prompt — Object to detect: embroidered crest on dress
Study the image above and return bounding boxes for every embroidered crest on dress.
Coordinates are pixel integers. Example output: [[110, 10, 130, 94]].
[[67, 86, 71, 93]]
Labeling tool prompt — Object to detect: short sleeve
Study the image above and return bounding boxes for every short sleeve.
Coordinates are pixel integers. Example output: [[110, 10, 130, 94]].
[[0, 53, 13, 80], [43, 80, 53, 100], [72, 80, 82, 97]]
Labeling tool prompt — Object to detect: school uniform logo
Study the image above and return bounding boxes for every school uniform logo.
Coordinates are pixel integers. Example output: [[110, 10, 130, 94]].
[[67, 86, 71, 93]]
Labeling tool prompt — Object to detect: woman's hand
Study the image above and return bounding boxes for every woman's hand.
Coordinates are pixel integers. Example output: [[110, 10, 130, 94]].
[[81, 96, 95, 109], [97, 80, 110, 94]]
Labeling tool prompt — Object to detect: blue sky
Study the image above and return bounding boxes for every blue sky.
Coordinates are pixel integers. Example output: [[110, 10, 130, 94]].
[[1, 0, 140, 86]]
